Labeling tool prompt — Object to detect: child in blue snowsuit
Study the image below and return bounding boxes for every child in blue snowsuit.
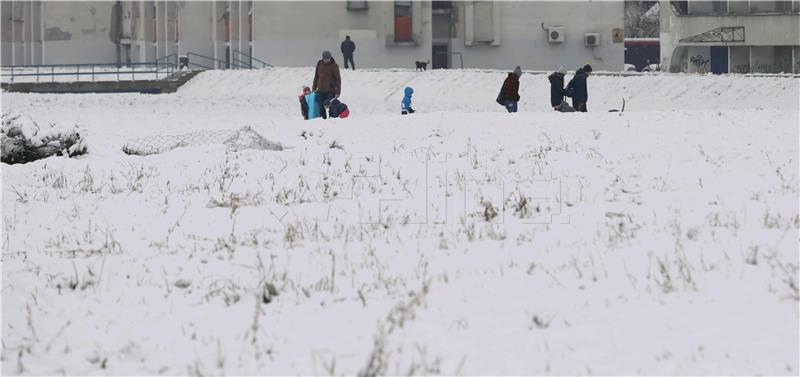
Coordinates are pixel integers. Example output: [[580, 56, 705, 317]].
[[401, 86, 415, 115]]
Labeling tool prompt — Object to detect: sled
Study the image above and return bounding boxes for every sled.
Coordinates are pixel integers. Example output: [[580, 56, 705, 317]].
[[608, 98, 626, 113], [305, 92, 320, 119], [496, 86, 505, 106], [557, 100, 575, 112]]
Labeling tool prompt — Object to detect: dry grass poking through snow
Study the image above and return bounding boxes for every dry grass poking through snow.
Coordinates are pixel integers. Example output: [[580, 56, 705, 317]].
[[2, 72, 799, 375]]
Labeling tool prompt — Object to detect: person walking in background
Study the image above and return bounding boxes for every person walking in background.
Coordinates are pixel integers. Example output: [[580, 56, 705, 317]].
[[499, 66, 522, 113], [548, 65, 574, 112], [566, 64, 592, 112], [312, 50, 341, 119], [340, 35, 356, 70]]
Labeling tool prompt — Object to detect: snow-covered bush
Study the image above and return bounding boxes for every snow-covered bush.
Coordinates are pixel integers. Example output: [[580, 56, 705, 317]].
[[1, 113, 87, 164]]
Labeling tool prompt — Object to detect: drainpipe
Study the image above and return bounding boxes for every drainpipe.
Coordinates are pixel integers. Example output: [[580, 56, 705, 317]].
[[164, 0, 168, 57], [28, 1, 33, 65], [40, 1, 45, 64], [213, 1, 217, 68], [111, 1, 122, 66]]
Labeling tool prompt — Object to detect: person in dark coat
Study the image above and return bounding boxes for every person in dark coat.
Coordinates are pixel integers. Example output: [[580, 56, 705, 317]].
[[566, 64, 592, 112], [548, 65, 568, 110], [313, 50, 342, 119], [500, 66, 522, 113], [340, 36, 356, 70]]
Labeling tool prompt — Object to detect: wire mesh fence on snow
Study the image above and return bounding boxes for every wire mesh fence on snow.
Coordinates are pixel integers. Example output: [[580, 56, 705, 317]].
[[122, 126, 284, 156]]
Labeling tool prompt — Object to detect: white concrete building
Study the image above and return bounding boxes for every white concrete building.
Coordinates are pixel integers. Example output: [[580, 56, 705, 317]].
[[659, 0, 800, 73], [2, 1, 625, 71]]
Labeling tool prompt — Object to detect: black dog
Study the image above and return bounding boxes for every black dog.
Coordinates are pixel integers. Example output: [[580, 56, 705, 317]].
[[415, 60, 430, 71]]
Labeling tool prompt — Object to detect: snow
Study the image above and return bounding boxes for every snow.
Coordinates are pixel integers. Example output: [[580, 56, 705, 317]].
[[2, 68, 798, 375]]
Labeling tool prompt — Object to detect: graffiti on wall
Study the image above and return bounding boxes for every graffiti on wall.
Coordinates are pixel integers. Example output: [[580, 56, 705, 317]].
[[751, 62, 772, 74], [689, 55, 710, 72]]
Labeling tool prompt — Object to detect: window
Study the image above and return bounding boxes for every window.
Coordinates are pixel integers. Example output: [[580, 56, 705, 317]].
[[776, 1, 792, 12], [394, 1, 412, 42], [711, 0, 727, 13], [347, 1, 368, 10], [750, 0, 776, 13], [432, 1, 452, 10], [168, 3, 178, 42], [473, 1, 493, 42]]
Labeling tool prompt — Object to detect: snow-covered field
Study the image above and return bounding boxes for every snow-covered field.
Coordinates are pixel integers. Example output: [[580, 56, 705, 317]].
[[2, 68, 799, 375]]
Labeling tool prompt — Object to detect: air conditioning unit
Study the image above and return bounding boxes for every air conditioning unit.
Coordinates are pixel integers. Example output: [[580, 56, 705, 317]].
[[547, 27, 565, 43], [585, 33, 600, 47]]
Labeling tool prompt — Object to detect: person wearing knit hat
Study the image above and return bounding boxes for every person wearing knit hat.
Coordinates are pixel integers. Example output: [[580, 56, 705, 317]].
[[565, 63, 592, 112], [313, 50, 341, 119], [548, 65, 572, 111], [498, 66, 522, 113]]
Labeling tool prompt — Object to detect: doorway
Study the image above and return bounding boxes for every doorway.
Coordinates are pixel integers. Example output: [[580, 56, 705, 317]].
[[432, 1, 452, 69], [710, 46, 728, 74]]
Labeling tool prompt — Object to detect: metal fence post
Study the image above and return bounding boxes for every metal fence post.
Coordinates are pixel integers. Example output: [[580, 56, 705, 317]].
[[51, 66, 54, 82], [92, 66, 95, 82], [76, 65, 79, 82]]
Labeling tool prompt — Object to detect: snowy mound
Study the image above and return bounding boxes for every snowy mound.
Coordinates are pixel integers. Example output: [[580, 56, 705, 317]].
[[177, 68, 800, 114], [1, 113, 87, 164]]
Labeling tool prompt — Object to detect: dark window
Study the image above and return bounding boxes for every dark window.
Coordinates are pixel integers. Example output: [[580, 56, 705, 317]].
[[347, 1, 368, 10], [776, 1, 792, 12], [394, 1, 412, 41], [671, 1, 688, 15], [711, 0, 727, 13], [432, 1, 452, 10]]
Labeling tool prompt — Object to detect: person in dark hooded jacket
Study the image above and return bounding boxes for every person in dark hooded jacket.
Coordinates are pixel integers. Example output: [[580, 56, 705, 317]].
[[548, 65, 568, 110], [566, 64, 592, 112], [500, 66, 522, 113], [340, 36, 356, 70]]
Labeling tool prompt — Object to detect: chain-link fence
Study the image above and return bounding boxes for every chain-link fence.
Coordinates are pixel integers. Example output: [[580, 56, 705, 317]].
[[122, 126, 283, 156]]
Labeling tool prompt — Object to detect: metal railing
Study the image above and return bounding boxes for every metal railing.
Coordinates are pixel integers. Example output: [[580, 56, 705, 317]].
[[1, 54, 178, 83], [232, 50, 273, 69], [185, 52, 228, 70]]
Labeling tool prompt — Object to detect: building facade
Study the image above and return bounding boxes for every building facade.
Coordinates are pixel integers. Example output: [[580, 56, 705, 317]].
[[1, 1, 625, 71], [659, 0, 800, 73]]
